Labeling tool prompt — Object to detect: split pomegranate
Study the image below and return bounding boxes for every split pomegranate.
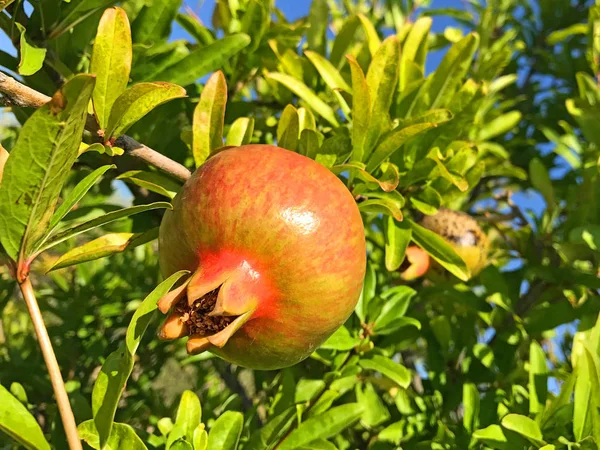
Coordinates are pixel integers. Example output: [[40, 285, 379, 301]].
[[157, 145, 366, 370]]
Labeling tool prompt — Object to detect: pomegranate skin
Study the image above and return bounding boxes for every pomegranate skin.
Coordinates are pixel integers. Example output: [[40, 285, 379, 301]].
[[159, 145, 366, 370]]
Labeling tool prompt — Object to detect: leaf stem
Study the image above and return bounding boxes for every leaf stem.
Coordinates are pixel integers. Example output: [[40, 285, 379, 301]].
[[19, 278, 82, 450]]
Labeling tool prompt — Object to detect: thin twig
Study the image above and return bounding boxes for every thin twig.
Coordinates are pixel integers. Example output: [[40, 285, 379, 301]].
[[0, 72, 192, 182], [19, 278, 82, 450]]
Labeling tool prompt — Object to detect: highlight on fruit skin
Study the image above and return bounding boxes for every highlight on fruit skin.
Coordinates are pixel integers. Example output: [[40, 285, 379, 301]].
[[157, 144, 367, 370], [402, 208, 489, 280]]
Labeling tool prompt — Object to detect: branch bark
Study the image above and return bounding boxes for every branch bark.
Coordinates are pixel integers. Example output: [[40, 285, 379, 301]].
[[19, 278, 82, 450], [0, 72, 192, 182]]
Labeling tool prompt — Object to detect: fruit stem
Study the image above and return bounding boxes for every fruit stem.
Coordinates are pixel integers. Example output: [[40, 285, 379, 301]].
[[19, 278, 82, 450]]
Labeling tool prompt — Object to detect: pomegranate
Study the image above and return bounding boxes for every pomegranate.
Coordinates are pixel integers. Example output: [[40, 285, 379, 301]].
[[157, 145, 366, 370]]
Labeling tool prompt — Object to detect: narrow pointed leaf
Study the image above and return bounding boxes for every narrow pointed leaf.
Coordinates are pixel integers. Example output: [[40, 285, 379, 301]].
[[357, 14, 381, 55], [153, 34, 250, 86], [400, 18, 432, 91], [116, 170, 181, 199], [478, 111, 521, 141], [366, 123, 437, 172], [0, 74, 95, 262], [384, 216, 411, 271], [409, 219, 470, 281], [330, 15, 361, 68], [48, 230, 158, 271], [347, 55, 370, 162], [365, 36, 400, 155], [48, 165, 115, 235], [193, 71, 227, 167], [40, 202, 171, 252], [91, 7, 133, 129], [93, 271, 189, 447], [0, 384, 50, 450], [278, 404, 364, 450], [359, 355, 411, 388], [501, 414, 544, 445], [528, 341, 548, 414], [106, 82, 187, 139], [265, 72, 340, 127], [305, 50, 352, 93], [306, 0, 328, 54]]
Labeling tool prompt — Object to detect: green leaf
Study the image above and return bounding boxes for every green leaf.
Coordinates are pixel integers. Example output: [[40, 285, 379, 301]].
[[176, 13, 214, 45], [478, 111, 522, 141], [528, 340, 548, 415], [245, 408, 296, 450], [48, 230, 158, 271], [47, 165, 115, 234], [0, 74, 95, 262], [400, 17, 432, 91], [366, 123, 438, 172], [431, 155, 468, 192], [574, 346, 600, 442], [299, 129, 320, 159], [463, 383, 479, 434], [501, 414, 544, 445], [153, 34, 250, 86], [193, 426, 208, 450], [0, 384, 50, 450], [547, 23, 588, 44], [409, 185, 442, 215], [357, 14, 381, 56], [541, 372, 575, 428], [93, 271, 189, 448], [356, 383, 390, 427], [193, 71, 228, 167], [277, 404, 364, 450], [359, 355, 411, 388], [206, 411, 243, 450], [384, 216, 411, 271], [330, 15, 361, 68], [78, 421, 147, 450], [411, 33, 479, 115], [347, 55, 371, 162], [358, 197, 403, 221], [131, 0, 182, 44], [320, 326, 361, 351], [305, 50, 352, 93], [39, 202, 171, 252], [16, 24, 46, 76], [106, 82, 187, 139], [529, 157, 555, 209], [409, 219, 470, 281], [373, 286, 418, 335], [355, 261, 376, 323], [365, 35, 400, 155], [116, 170, 181, 199], [265, 72, 340, 127], [91, 7, 132, 129], [473, 425, 514, 450], [297, 440, 337, 450], [277, 105, 300, 151], [306, 0, 328, 54], [225, 117, 255, 146], [167, 391, 202, 448]]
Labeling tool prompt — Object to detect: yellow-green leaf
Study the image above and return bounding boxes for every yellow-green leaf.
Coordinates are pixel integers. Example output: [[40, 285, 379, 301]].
[[16, 24, 46, 76], [277, 104, 299, 151], [106, 82, 187, 139], [347, 55, 370, 162], [193, 71, 227, 167], [91, 7, 133, 129], [265, 72, 339, 127], [225, 117, 255, 146]]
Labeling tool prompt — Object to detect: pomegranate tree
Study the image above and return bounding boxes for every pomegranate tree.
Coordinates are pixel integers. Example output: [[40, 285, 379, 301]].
[[157, 145, 366, 370]]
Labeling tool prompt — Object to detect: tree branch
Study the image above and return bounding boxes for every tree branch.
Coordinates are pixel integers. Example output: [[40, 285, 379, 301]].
[[19, 278, 82, 450], [0, 72, 192, 182]]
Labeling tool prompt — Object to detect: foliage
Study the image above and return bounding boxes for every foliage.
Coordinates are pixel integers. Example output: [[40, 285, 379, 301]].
[[0, 0, 598, 449]]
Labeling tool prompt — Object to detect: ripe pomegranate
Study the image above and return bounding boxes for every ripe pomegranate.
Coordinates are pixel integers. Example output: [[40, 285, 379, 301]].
[[157, 145, 366, 370]]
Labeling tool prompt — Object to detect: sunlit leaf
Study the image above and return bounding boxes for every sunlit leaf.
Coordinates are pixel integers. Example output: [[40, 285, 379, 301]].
[[193, 71, 227, 167]]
